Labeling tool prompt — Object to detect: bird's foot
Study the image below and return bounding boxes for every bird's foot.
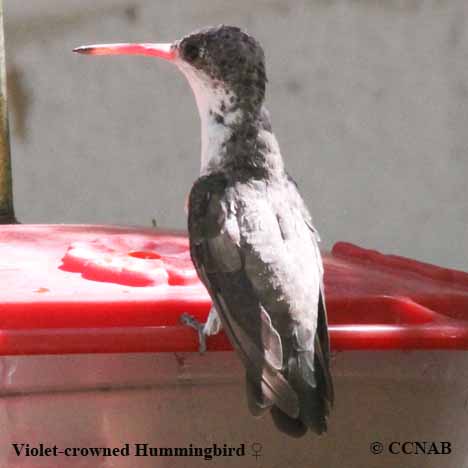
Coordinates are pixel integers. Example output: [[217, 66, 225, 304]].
[[180, 313, 207, 354]]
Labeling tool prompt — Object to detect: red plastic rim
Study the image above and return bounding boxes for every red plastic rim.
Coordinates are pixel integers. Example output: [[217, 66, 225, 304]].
[[0, 224, 467, 355]]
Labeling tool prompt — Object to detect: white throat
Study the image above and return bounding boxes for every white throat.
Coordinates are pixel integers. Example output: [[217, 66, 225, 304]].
[[176, 62, 241, 175]]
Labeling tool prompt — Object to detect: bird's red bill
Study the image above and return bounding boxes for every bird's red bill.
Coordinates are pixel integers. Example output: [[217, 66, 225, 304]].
[[73, 43, 176, 61]]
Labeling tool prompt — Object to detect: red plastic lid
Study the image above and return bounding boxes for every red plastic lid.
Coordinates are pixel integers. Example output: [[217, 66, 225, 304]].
[[0, 224, 467, 355]]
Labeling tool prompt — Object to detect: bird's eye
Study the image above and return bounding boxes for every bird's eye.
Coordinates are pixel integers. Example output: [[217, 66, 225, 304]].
[[184, 43, 200, 62]]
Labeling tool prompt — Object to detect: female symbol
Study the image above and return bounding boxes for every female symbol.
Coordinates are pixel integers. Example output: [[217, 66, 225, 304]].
[[251, 442, 263, 460]]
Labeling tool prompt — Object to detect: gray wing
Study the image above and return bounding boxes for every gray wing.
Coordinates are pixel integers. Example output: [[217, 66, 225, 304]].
[[286, 175, 334, 408], [188, 173, 333, 432]]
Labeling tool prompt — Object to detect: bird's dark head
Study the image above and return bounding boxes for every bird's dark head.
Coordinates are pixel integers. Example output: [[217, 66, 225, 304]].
[[177, 26, 267, 112]]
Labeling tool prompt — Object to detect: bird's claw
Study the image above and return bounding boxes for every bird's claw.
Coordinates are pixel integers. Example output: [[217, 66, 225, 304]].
[[180, 313, 207, 353]]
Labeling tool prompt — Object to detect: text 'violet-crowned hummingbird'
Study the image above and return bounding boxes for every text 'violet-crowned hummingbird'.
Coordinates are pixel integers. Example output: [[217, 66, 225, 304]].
[[74, 25, 334, 438]]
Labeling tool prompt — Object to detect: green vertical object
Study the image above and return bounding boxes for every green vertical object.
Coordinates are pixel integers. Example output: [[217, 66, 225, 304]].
[[0, 0, 15, 223]]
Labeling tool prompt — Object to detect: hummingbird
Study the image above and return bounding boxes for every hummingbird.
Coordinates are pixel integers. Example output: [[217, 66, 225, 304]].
[[74, 25, 334, 437]]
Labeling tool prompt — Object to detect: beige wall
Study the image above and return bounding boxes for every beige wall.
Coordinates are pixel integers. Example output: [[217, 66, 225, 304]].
[[4, 1, 468, 271]]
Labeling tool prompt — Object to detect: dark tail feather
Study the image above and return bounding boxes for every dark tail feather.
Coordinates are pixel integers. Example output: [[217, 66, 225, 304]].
[[285, 346, 332, 435], [245, 373, 271, 417], [269, 351, 330, 437], [270, 406, 307, 438], [246, 372, 309, 437]]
